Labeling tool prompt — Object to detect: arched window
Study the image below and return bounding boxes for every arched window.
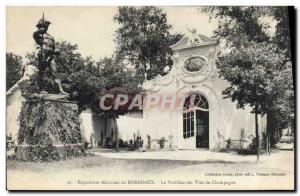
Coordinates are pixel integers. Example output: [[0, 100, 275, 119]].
[[183, 94, 209, 111]]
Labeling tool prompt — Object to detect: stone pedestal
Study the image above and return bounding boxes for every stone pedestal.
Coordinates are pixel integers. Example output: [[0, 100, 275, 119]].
[[16, 95, 85, 161]]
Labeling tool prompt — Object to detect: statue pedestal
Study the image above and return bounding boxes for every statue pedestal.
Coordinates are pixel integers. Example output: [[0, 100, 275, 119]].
[[16, 95, 85, 161]]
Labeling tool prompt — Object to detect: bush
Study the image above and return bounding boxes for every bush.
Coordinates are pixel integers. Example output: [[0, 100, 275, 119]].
[[157, 137, 166, 149]]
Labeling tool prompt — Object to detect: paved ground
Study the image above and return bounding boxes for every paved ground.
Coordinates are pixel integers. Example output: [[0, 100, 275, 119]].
[[94, 149, 269, 163], [7, 150, 294, 190]]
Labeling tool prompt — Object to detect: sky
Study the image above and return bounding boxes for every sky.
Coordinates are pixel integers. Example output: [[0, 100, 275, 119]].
[[6, 6, 218, 60]]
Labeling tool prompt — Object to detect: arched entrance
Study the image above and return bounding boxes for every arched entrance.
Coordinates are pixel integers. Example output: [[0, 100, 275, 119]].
[[182, 93, 209, 148]]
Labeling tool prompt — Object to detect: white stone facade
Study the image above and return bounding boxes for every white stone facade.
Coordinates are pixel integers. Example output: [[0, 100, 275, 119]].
[[142, 34, 266, 150]]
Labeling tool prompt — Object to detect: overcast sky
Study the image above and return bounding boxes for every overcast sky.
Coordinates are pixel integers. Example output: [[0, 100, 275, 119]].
[[6, 6, 218, 60]]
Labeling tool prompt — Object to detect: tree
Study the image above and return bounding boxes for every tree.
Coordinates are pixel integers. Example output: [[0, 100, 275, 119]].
[[202, 7, 294, 160], [271, 7, 292, 59], [6, 52, 23, 90], [114, 6, 182, 82], [24, 41, 142, 152], [264, 7, 295, 142], [24, 41, 104, 112], [92, 56, 142, 152], [219, 42, 292, 158]]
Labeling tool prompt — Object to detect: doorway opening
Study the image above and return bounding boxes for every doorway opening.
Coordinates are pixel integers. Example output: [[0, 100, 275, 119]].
[[195, 110, 209, 148], [182, 93, 209, 148]]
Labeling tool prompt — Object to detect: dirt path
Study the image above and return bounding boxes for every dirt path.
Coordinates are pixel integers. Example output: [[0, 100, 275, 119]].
[[6, 151, 294, 190]]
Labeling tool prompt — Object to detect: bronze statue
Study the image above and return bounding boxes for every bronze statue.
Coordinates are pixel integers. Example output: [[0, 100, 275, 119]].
[[33, 14, 69, 95]]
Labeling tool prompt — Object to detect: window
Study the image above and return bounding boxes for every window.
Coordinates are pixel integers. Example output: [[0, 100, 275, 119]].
[[183, 94, 209, 111], [183, 111, 194, 138]]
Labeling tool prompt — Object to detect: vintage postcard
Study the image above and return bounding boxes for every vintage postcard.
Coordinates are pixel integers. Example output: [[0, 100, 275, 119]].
[[6, 6, 295, 191]]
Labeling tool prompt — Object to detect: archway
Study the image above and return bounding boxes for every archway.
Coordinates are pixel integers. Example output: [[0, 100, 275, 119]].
[[182, 93, 209, 148]]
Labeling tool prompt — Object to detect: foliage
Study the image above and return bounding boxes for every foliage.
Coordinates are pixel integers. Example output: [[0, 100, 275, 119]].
[[17, 99, 84, 161], [18, 99, 82, 145], [219, 42, 291, 114], [268, 7, 292, 59], [202, 6, 294, 145], [6, 134, 15, 151], [202, 7, 270, 47], [6, 52, 23, 90], [157, 137, 166, 149], [238, 137, 266, 155], [18, 74, 39, 98], [114, 6, 182, 82], [24, 42, 100, 111], [16, 144, 86, 162], [21, 39, 143, 153], [91, 57, 143, 116], [24, 41, 142, 115]]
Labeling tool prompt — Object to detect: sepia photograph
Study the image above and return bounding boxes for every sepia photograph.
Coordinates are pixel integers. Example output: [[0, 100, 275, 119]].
[[5, 5, 295, 191]]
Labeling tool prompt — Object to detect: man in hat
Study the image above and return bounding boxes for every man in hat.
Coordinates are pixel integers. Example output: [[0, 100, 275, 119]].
[[33, 17, 69, 95]]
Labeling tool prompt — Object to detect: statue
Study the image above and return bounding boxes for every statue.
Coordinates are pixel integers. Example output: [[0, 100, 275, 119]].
[[186, 26, 201, 46], [16, 14, 84, 162], [33, 14, 69, 95]]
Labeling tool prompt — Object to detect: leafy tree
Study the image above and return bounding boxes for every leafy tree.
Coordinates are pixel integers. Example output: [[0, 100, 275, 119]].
[[24, 41, 102, 112], [263, 7, 295, 142], [203, 7, 270, 46], [219, 42, 292, 150], [6, 52, 23, 90], [114, 6, 182, 82], [202, 7, 294, 158], [269, 7, 292, 59], [92, 56, 143, 151], [24, 41, 142, 151]]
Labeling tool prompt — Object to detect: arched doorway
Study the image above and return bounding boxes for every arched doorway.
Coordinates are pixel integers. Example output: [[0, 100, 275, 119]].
[[182, 93, 209, 148]]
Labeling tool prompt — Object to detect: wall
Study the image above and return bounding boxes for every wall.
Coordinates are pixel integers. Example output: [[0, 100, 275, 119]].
[[143, 73, 267, 151], [80, 110, 144, 147], [6, 87, 24, 142], [142, 34, 267, 151], [117, 112, 144, 141]]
